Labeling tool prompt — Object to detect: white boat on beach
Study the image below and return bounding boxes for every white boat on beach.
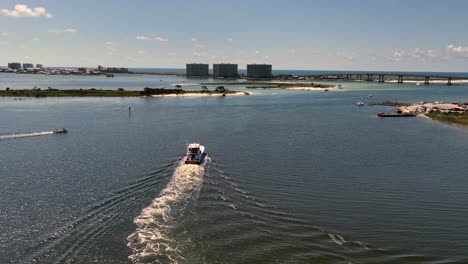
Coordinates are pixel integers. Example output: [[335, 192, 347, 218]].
[[185, 143, 206, 165]]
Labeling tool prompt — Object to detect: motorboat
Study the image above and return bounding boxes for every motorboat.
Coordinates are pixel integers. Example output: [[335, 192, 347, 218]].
[[53, 128, 68, 134], [356, 101, 365, 106], [185, 143, 206, 165]]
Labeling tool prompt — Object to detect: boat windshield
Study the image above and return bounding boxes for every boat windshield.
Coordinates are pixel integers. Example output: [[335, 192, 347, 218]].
[[189, 148, 199, 153]]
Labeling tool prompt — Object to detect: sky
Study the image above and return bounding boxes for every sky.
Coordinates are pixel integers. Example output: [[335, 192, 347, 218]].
[[1, 0, 468, 71]]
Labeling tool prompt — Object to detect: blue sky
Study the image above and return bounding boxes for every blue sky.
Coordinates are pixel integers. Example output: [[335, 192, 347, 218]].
[[1, 0, 468, 71]]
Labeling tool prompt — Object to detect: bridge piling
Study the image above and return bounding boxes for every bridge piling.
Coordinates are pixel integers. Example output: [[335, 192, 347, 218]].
[[397, 75, 404, 83], [378, 74, 385, 82], [367, 74, 373, 82], [447, 77, 452, 85], [424, 76, 430, 85]]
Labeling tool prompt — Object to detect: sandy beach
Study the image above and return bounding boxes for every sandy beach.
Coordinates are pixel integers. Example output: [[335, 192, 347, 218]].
[[151, 91, 250, 97], [286, 86, 337, 91]]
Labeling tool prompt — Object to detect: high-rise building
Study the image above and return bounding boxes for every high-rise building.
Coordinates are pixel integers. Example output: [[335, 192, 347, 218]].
[[36, 64, 43, 69], [7, 62, 21, 70], [213, 63, 238, 78], [23, 63, 34, 69], [247, 64, 272, 79], [186, 63, 209, 77]]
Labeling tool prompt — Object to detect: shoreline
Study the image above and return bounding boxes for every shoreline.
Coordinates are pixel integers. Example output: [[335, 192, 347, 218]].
[[0, 88, 249, 98], [151, 91, 249, 97]]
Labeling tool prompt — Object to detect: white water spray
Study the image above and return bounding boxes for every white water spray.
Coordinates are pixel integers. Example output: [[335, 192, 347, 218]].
[[127, 159, 207, 263], [0, 131, 54, 140]]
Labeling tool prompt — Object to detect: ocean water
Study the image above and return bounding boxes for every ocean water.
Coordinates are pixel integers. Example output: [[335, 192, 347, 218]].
[[1, 74, 468, 263]]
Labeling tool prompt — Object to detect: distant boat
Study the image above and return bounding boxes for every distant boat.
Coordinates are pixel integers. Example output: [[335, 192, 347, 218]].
[[53, 128, 68, 134], [185, 143, 206, 165], [368, 94, 374, 98], [416, 82, 421, 86], [106, 73, 114, 77], [356, 101, 365, 106]]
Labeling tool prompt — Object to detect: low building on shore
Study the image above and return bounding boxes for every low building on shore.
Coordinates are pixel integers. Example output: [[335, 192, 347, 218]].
[[36, 64, 43, 69], [247, 64, 272, 79], [7, 62, 21, 70], [186, 63, 209, 77], [213, 63, 238, 78]]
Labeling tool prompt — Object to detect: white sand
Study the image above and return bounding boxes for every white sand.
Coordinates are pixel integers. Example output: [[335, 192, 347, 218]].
[[286, 86, 337, 91], [151, 91, 250, 98]]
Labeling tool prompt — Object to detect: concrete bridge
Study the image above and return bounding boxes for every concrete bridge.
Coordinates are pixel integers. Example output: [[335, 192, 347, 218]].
[[311, 73, 464, 85]]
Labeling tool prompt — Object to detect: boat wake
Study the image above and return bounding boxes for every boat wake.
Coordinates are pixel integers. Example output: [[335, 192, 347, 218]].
[[0, 131, 54, 140], [127, 158, 208, 263]]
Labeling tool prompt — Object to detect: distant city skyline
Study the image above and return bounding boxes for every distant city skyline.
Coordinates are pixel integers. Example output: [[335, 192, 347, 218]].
[[1, 0, 468, 71]]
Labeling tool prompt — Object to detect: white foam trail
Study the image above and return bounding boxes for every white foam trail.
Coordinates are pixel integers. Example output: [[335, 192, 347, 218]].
[[329, 233, 347, 246], [127, 159, 206, 263], [0, 131, 54, 140]]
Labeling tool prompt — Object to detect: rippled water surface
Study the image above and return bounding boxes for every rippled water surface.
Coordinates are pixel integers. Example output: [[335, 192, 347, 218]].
[[1, 74, 468, 263]]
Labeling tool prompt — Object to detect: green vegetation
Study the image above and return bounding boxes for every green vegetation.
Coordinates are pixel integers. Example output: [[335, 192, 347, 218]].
[[200, 81, 334, 89], [425, 112, 468, 128], [0, 87, 240, 97]]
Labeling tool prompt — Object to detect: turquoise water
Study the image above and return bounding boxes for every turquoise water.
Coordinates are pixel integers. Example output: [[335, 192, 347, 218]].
[[1, 74, 468, 263]]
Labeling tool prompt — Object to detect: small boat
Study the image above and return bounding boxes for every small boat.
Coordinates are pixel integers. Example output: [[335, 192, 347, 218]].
[[106, 73, 114, 77], [185, 143, 206, 165], [53, 128, 68, 134], [356, 101, 365, 106], [368, 94, 374, 98]]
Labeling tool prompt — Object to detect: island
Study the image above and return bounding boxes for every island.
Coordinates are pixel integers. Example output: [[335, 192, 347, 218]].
[[370, 100, 468, 128], [0, 87, 248, 98], [200, 81, 337, 90]]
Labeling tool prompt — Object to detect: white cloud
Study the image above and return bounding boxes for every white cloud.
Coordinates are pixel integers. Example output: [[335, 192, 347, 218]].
[[137, 50, 145, 55], [255, 50, 260, 54], [227, 38, 233, 42], [193, 51, 208, 57], [0, 4, 52, 18], [391, 48, 441, 62], [336, 52, 354, 61], [136, 35, 168, 42], [49, 28, 77, 34], [105, 41, 113, 45], [125, 56, 137, 62], [191, 37, 198, 42], [391, 50, 405, 61], [1, 32, 8, 37], [32, 37, 40, 41], [447, 44, 468, 57]]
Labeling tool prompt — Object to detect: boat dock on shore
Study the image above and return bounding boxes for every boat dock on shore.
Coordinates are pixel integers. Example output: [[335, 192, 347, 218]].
[[377, 112, 417, 117]]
